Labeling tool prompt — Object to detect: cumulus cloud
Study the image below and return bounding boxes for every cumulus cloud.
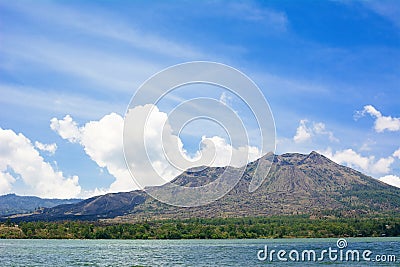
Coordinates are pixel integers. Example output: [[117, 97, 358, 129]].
[[370, 157, 395, 174], [293, 120, 312, 143], [197, 136, 261, 167], [124, 104, 261, 187], [321, 148, 394, 176], [379, 175, 400, 188], [294, 119, 337, 143], [0, 128, 81, 198], [51, 112, 133, 193], [50, 115, 82, 142], [0, 172, 16, 195], [356, 105, 400, 132], [34, 141, 57, 155], [52, 105, 261, 192]]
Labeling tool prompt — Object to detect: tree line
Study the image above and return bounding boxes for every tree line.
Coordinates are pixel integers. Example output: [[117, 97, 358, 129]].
[[1, 215, 399, 239]]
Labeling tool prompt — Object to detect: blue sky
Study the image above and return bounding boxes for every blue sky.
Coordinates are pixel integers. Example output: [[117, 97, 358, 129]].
[[0, 0, 399, 198]]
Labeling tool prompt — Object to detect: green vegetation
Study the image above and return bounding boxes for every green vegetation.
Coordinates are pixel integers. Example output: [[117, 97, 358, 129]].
[[1, 215, 400, 239]]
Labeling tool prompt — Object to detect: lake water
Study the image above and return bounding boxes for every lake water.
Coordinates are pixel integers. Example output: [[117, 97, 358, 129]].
[[0, 237, 399, 266]]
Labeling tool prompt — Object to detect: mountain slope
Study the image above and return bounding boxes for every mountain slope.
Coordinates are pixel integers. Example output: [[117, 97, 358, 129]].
[[7, 152, 400, 222], [119, 151, 400, 221], [0, 194, 81, 216]]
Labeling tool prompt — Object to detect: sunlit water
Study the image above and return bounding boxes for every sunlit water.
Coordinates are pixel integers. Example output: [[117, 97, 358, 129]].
[[0, 237, 399, 266]]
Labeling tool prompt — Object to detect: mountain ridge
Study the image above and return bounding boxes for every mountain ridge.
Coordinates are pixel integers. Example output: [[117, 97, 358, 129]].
[[4, 151, 400, 222], [0, 194, 82, 216]]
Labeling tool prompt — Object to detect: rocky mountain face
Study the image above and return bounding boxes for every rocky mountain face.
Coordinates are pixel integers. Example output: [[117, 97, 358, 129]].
[[6, 152, 400, 222]]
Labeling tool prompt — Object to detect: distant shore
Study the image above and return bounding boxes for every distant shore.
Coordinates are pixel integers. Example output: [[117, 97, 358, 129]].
[[1, 215, 399, 239]]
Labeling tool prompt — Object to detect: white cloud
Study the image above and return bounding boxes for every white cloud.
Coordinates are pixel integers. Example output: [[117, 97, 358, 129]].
[[294, 120, 337, 143], [50, 115, 82, 143], [198, 136, 261, 168], [294, 120, 312, 143], [370, 157, 395, 174], [356, 105, 400, 132], [34, 141, 57, 155], [0, 128, 81, 198], [51, 113, 133, 193], [78, 187, 109, 199], [393, 148, 400, 159], [0, 172, 16, 195], [321, 148, 394, 176], [312, 122, 338, 142], [52, 105, 261, 192], [379, 175, 400, 188], [123, 105, 261, 187]]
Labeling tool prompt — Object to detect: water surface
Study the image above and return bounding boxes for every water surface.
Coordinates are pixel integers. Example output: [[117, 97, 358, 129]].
[[0, 237, 399, 266]]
